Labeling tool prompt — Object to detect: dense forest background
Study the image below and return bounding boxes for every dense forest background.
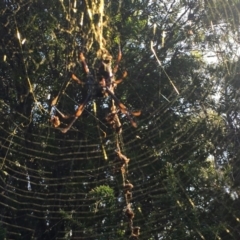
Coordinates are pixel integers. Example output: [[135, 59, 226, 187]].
[[1, 0, 240, 239]]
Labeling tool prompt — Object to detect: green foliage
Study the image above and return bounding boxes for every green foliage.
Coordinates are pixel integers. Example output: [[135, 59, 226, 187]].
[[88, 185, 115, 213], [0, 225, 6, 240], [1, 0, 240, 239]]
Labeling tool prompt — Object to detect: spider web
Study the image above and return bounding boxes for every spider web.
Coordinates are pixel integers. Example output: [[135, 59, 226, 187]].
[[1, 0, 240, 239]]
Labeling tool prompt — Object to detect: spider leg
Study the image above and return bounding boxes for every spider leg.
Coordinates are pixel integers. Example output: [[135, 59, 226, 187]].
[[60, 53, 94, 133], [55, 107, 73, 119], [113, 48, 122, 74], [105, 87, 138, 128], [60, 117, 77, 133], [50, 116, 61, 128], [79, 52, 90, 74], [50, 107, 72, 128], [124, 112, 138, 128], [71, 73, 84, 85], [60, 92, 91, 133], [105, 87, 127, 113], [113, 71, 128, 87]]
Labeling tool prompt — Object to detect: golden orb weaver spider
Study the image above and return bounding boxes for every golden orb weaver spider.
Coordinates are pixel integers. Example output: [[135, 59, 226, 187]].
[[50, 50, 140, 134]]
